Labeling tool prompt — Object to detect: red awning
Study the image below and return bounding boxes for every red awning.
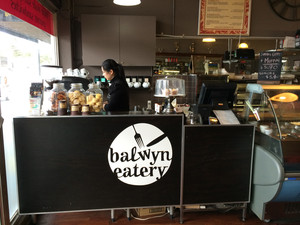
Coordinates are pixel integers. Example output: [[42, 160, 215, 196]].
[[0, 0, 53, 35]]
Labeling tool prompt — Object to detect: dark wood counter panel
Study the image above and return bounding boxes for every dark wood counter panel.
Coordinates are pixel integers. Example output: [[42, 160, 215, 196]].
[[183, 125, 254, 204], [14, 115, 183, 213], [13, 115, 254, 219]]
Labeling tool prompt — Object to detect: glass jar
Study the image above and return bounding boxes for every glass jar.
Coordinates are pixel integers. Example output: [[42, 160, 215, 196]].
[[48, 83, 67, 115], [81, 104, 90, 115], [86, 83, 103, 113], [57, 100, 67, 116], [70, 104, 80, 116], [68, 83, 86, 110]]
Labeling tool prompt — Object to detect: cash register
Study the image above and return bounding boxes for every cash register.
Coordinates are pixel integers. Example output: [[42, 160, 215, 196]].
[[196, 81, 237, 124]]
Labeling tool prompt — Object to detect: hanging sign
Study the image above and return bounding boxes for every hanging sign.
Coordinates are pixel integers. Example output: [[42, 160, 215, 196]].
[[198, 0, 251, 35], [0, 0, 53, 35], [258, 51, 282, 84]]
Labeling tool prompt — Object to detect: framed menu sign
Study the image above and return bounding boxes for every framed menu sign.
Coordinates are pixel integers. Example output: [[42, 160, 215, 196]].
[[198, 0, 251, 35], [258, 51, 282, 84]]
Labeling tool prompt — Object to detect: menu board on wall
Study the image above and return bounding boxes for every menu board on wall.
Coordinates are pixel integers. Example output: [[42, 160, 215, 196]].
[[198, 0, 251, 35], [258, 51, 282, 84]]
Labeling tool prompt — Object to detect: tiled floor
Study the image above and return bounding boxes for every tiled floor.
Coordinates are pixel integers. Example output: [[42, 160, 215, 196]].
[[32, 207, 300, 225]]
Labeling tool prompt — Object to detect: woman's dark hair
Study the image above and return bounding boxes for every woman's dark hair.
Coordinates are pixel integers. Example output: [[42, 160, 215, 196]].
[[102, 59, 127, 85]]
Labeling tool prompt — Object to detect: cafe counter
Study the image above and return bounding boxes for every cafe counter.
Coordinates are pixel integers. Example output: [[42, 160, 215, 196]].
[[13, 114, 254, 222]]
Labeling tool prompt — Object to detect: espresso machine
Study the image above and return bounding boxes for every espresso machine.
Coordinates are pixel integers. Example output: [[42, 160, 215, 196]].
[[223, 49, 257, 75]]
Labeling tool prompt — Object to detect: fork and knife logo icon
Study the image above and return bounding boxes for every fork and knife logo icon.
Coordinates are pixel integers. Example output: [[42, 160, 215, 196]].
[[132, 124, 167, 149]]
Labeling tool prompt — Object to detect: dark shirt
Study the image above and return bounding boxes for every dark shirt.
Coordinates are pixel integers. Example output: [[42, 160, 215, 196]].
[[104, 76, 129, 112]]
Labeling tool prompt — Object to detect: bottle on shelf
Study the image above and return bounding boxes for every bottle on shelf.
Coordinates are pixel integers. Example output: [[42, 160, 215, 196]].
[[295, 29, 300, 49], [57, 100, 67, 116], [70, 104, 80, 116], [81, 104, 90, 116]]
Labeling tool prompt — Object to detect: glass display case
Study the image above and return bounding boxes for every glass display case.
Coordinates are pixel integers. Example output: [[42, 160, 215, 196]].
[[242, 84, 300, 168], [246, 85, 300, 132], [241, 84, 300, 222], [154, 77, 186, 113]]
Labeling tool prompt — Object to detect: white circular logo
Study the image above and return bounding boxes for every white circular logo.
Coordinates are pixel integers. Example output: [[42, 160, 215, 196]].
[[108, 123, 173, 186]]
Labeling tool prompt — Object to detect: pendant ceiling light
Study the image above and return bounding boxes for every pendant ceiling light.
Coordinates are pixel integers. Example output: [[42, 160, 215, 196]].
[[238, 42, 249, 49], [113, 0, 141, 6]]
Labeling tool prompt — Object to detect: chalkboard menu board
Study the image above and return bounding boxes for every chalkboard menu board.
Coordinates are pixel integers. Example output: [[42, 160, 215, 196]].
[[258, 51, 282, 83]]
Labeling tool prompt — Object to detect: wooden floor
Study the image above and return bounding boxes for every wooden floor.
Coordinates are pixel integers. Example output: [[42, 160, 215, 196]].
[[32, 208, 300, 225]]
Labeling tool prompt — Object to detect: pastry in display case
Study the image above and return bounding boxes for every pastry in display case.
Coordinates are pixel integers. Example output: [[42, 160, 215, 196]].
[[241, 84, 300, 222], [154, 77, 185, 97], [154, 77, 186, 114]]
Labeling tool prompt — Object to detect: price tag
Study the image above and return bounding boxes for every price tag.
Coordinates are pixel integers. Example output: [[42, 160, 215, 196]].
[[258, 51, 282, 84]]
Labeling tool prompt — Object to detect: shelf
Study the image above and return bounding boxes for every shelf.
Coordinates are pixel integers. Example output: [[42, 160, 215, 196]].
[[129, 87, 151, 90], [269, 48, 300, 52], [100, 87, 152, 90], [156, 34, 284, 40], [126, 75, 152, 77], [156, 52, 224, 57], [268, 48, 300, 56], [223, 60, 239, 63]]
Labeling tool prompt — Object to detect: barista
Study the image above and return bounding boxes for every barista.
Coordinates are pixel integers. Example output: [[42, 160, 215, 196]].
[[102, 59, 129, 112]]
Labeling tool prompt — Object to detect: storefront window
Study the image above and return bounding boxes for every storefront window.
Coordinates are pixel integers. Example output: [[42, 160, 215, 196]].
[[0, 9, 58, 220]]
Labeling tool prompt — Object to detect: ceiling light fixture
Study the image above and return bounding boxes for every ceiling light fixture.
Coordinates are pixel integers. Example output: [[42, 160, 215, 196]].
[[239, 42, 249, 48], [113, 0, 141, 6], [202, 38, 216, 43]]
